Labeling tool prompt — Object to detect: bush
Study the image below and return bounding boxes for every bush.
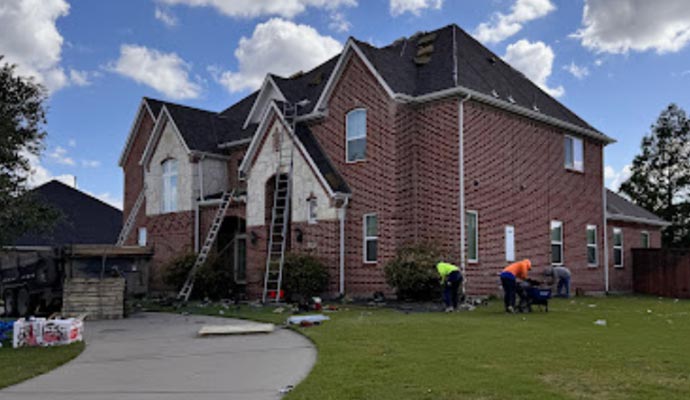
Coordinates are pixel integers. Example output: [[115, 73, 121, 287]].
[[162, 253, 236, 301], [281, 253, 329, 302], [384, 243, 444, 301]]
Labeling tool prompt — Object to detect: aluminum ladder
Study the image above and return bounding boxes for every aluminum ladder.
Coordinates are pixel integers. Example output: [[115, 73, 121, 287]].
[[262, 128, 295, 303], [177, 190, 235, 302], [116, 185, 146, 246]]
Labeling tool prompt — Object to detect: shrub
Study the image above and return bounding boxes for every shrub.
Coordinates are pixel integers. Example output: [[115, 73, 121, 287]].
[[384, 243, 444, 301], [281, 253, 329, 302], [162, 252, 235, 301]]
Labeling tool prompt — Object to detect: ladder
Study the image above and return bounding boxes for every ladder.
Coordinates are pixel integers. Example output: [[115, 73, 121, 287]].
[[262, 128, 295, 303], [116, 185, 146, 246], [177, 190, 235, 302]]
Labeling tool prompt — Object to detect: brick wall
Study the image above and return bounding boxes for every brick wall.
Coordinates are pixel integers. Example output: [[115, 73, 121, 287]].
[[146, 211, 194, 291], [608, 221, 662, 293]]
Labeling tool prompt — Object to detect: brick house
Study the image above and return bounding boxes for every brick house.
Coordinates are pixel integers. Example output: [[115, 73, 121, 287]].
[[118, 24, 668, 298]]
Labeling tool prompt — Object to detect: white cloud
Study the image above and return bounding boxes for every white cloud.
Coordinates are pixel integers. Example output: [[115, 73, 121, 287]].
[[605, 164, 632, 190], [594, 58, 604, 67], [211, 18, 342, 93], [47, 146, 75, 166], [81, 160, 102, 168], [572, 0, 690, 54], [110, 44, 202, 100], [155, 6, 178, 27], [158, 0, 356, 19], [68, 69, 101, 86], [0, 0, 71, 92], [68, 139, 77, 147], [329, 12, 351, 33], [503, 39, 564, 98], [564, 62, 590, 79], [474, 0, 555, 44], [21, 151, 75, 188], [390, 0, 443, 17]]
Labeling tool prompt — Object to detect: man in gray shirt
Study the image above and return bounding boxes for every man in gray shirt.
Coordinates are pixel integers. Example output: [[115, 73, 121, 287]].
[[545, 266, 571, 298]]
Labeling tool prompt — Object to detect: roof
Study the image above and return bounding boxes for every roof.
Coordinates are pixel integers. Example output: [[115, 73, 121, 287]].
[[13, 181, 123, 247], [271, 55, 339, 116], [295, 123, 350, 193], [143, 97, 164, 118], [606, 190, 670, 227]]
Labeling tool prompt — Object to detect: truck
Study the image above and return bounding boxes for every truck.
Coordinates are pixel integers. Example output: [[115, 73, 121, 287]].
[[1, 250, 64, 317]]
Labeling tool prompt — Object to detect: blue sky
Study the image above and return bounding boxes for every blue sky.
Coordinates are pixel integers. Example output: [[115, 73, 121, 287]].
[[2, 0, 689, 208]]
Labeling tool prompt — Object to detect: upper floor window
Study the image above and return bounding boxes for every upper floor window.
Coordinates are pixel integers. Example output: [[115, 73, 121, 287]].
[[307, 197, 318, 224], [138, 227, 147, 247], [162, 159, 178, 213], [564, 135, 584, 172], [551, 220, 563, 265], [641, 231, 650, 248], [346, 109, 367, 162]]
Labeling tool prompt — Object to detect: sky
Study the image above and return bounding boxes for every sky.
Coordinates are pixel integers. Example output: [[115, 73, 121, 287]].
[[2, 0, 690, 209]]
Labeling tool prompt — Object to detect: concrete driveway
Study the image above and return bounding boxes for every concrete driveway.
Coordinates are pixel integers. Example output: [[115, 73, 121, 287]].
[[1, 312, 316, 400]]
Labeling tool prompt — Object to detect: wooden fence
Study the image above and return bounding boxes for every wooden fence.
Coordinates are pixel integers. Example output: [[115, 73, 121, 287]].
[[632, 249, 690, 298]]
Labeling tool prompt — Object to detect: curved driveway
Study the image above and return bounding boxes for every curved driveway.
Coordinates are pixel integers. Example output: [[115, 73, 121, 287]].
[[1, 312, 316, 400]]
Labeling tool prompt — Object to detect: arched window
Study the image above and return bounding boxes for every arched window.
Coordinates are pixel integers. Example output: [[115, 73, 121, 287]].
[[162, 159, 178, 213], [346, 109, 367, 162]]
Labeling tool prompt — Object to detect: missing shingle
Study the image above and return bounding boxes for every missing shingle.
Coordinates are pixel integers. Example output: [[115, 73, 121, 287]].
[[491, 89, 499, 98], [532, 104, 540, 112], [416, 44, 434, 57], [289, 70, 304, 79], [417, 32, 437, 46], [414, 55, 432, 65], [309, 72, 324, 86], [487, 56, 497, 65], [507, 95, 516, 104]]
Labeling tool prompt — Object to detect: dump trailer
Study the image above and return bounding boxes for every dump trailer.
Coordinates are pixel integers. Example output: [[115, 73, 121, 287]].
[[0, 250, 64, 317]]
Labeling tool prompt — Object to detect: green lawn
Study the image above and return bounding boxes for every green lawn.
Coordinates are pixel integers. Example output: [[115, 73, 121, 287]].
[[153, 296, 690, 400], [0, 340, 84, 389]]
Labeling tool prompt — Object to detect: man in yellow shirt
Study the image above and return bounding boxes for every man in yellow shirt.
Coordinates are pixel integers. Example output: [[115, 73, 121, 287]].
[[436, 262, 463, 312]]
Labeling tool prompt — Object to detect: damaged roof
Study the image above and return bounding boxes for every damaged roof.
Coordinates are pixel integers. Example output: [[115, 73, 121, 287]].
[[295, 123, 350, 194], [606, 190, 669, 226]]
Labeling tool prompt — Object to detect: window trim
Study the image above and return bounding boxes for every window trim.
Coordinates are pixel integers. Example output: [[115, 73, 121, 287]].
[[551, 220, 564, 266], [161, 158, 178, 213], [564, 135, 584, 172], [641, 231, 650, 248], [363, 213, 378, 264], [586, 224, 598, 267], [345, 108, 367, 164], [466, 210, 479, 264], [307, 197, 318, 225], [613, 227, 624, 268]]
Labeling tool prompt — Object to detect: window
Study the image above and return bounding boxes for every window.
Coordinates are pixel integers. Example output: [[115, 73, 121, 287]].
[[162, 159, 178, 213], [641, 231, 650, 248], [564, 135, 584, 172], [466, 211, 478, 263], [551, 220, 563, 265], [137, 227, 147, 247], [346, 109, 366, 162], [505, 225, 515, 262], [613, 228, 623, 267], [307, 198, 318, 224], [586, 225, 597, 266], [235, 234, 247, 283], [363, 214, 378, 263]]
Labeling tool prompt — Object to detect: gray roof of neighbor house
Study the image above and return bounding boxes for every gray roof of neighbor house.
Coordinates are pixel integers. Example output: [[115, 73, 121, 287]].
[[13, 180, 123, 247], [606, 190, 670, 226]]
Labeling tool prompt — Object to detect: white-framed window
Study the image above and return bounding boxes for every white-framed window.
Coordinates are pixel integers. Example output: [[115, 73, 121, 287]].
[[466, 211, 478, 263], [505, 225, 515, 262], [161, 158, 178, 213], [551, 220, 564, 265], [641, 231, 650, 248], [307, 198, 318, 224], [137, 227, 147, 247], [346, 109, 367, 162], [363, 213, 378, 263], [613, 227, 624, 267], [586, 225, 597, 266], [564, 135, 584, 172]]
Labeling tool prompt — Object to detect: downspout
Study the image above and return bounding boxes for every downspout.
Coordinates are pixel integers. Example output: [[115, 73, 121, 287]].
[[602, 147, 609, 293], [338, 197, 349, 296], [195, 156, 206, 253], [459, 94, 471, 295]]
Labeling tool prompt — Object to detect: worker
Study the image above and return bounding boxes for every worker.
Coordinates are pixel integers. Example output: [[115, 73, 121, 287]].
[[436, 261, 463, 312], [545, 266, 571, 298], [500, 259, 532, 313]]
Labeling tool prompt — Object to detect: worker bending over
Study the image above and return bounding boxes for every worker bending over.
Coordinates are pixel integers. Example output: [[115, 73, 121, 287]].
[[436, 261, 463, 312], [500, 259, 532, 313], [545, 266, 571, 298]]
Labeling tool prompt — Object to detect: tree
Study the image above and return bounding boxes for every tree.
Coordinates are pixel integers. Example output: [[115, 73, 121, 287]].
[[620, 103, 690, 247], [0, 57, 58, 246]]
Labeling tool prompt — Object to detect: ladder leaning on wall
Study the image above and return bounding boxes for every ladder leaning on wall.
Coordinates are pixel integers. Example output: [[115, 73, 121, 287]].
[[116, 184, 146, 247], [177, 190, 235, 302]]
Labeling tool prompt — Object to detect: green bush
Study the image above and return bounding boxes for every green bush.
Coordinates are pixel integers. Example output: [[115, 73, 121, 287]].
[[162, 252, 235, 301], [384, 243, 444, 301], [282, 253, 329, 302]]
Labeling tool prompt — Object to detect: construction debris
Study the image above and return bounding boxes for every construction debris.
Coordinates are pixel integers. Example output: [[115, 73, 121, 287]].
[[13, 316, 84, 348], [594, 319, 607, 327], [287, 315, 329, 326], [198, 323, 274, 336]]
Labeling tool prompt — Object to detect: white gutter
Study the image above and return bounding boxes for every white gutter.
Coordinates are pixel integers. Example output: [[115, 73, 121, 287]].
[[606, 213, 672, 227], [195, 201, 200, 253], [602, 148, 609, 293], [459, 94, 471, 295], [194, 155, 206, 253], [338, 197, 350, 296]]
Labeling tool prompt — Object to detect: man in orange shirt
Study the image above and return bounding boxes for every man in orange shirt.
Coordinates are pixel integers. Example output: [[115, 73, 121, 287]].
[[500, 259, 532, 313]]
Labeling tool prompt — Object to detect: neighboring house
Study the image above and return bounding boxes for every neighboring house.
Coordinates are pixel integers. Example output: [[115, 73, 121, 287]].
[[119, 24, 667, 297], [11, 180, 123, 249]]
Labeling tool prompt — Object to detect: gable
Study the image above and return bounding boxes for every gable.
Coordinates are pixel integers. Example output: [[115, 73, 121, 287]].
[[118, 99, 157, 167], [243, 76, 287, 129]]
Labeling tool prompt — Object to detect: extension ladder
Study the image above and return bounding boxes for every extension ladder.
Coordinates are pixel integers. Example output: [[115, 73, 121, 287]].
[[177, 190, 235, 302], [116, 185, 146, 246]]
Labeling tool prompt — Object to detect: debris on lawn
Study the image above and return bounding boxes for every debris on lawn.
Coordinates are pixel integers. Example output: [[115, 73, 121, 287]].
[[594, 319, 607, 326], [588, 304, 597, 308], [273, 307, 285, 314], [279, 385, 294, 394], [218, 310, 225, 315], [647, 309, 653, 314], [0, 320, 14, 342], [13, 316, 84, 348], [457, 303, 476, 312], [287, 314, 329, 326], [198, 323, 275, 336]]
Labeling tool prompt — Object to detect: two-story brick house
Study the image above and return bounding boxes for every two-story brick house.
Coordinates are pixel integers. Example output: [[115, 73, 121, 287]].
[[118, 24, 668, 298]]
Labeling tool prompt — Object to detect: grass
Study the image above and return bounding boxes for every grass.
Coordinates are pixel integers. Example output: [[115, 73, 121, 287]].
[[0, 339, 84, 389], [148, 296, 690, 400]]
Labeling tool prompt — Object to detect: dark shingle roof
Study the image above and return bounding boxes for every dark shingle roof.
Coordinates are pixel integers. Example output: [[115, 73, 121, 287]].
[[272, 55, 339, 116], [606, 190, 669, 226], [295, 123, 350, 194], [144, 97, 164, 118], [13, 181, 123, 246]]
